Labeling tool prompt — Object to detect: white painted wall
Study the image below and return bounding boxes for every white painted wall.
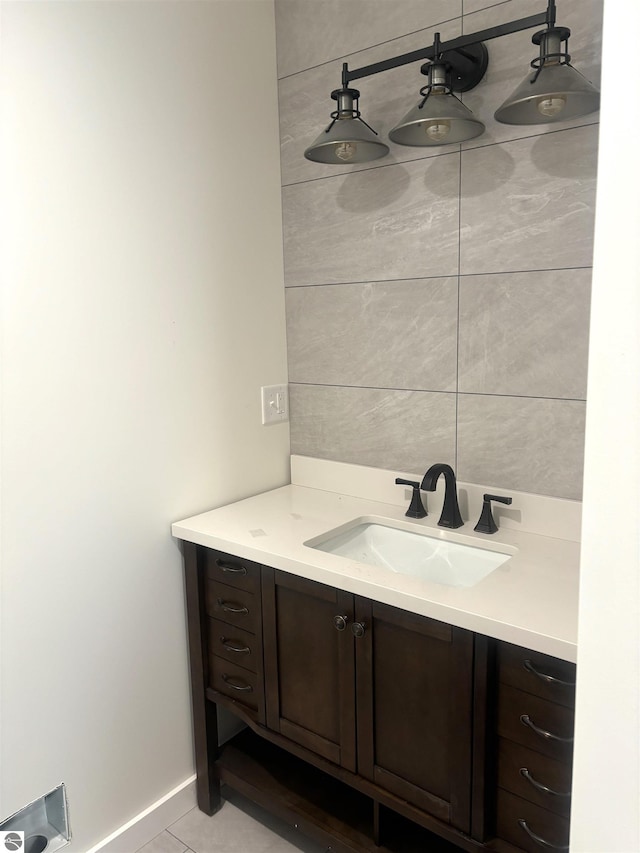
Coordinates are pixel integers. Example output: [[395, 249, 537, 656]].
[[572, 2, 640, 850], [0, 1, 288, 850]]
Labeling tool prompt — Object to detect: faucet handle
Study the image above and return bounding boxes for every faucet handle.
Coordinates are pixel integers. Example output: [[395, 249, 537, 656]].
[[395, 478, 427, 519], [474, 493, 513, 534]]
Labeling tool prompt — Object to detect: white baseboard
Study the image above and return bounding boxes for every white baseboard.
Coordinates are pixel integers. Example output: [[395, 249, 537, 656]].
[[85, 775, 197, 853]]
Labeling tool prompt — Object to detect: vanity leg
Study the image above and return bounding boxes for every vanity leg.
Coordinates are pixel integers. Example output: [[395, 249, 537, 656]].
[[183, 542, 222, 815], [373, 800, 381, 846]]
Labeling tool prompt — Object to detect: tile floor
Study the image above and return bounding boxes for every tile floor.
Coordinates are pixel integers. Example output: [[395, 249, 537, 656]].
[[136, 788, 325, 853]]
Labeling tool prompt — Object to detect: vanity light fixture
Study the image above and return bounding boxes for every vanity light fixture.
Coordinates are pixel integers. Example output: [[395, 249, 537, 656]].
[[304, 68, 389, 164], [494, 23, 600, 123], [304, 0, 599, 164], [389, 33, 487, 147]]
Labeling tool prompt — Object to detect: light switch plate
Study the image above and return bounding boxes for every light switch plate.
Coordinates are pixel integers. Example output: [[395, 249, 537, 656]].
[[261, 384, 288, 425]]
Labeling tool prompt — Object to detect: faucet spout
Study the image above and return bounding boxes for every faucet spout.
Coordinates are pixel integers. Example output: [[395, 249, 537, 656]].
[[420, 463, 464, 529]]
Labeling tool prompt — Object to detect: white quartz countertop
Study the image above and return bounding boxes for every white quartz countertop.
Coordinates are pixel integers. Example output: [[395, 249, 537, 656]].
[[172, 481, 580, 663]]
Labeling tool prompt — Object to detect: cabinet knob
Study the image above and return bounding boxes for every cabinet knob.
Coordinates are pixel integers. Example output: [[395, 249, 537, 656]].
[[351, 622, 366, 638], [333, 614, 348, 631]]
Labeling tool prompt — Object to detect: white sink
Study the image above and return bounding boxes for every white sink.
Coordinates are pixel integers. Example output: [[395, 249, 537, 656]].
[[305, 517, 515, 588]]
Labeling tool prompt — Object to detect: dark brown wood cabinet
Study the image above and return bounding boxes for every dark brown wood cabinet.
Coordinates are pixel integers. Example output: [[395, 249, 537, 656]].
[[261, 570, 476, 832], [182, 542, 576, 853], [262, 568, 357, 771], [491, 642, 576, 853], [203, 547, 266, 723], [354, 598, 475, 832]]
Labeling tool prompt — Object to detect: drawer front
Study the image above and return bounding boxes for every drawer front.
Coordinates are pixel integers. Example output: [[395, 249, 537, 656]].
[[496, 789, 570, 853], [206, 580, 260, 633], [498, 642, 576, 709], [205, 548, 261, 593], [498, 738, 572, 817], [209, 655, 260, 712], [208, 618, 259, 674], [498, 684, 574, 763]]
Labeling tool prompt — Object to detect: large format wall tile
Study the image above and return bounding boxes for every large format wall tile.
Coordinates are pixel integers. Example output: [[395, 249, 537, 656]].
[[279, 19, 462, 186], [461, 0, 602, 149], [286, 277, 458, 390], [277, 0, 602, 500], [283, 154, 460, 286], [460, 124, 598, 275], [457, 394, 586, 499], [290, 384, 456, 472], [458, 268, 591, 399], [274, 0, 461, 79]]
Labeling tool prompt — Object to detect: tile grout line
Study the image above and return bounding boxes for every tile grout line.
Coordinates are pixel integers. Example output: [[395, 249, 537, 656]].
[[283, 265, 594, 289], [287, 381, 587, 404], [164, 826, 191, 851], [455, 147, 463, 472], [458, 0, 467, 479]]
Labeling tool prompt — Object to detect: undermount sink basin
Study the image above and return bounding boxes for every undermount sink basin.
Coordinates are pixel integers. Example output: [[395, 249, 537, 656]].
[[305, 517, 516, 588]]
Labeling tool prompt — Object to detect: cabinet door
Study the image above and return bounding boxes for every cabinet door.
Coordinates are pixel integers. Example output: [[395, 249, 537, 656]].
[[354, 598, 474, 833], [262, 568, 357, 771]]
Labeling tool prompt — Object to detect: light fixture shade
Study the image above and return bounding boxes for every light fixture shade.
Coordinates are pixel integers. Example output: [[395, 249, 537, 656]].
[[494, 62, 600, 125], [389, 91, 485, 147], [304, 117, 389, 164]]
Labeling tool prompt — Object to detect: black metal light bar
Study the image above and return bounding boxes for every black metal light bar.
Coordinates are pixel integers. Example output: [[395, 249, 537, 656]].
[[344, 5, 555, 85], [304, 0, 599, 163]]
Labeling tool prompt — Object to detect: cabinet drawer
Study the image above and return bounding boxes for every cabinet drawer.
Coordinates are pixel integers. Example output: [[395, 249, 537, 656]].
[[496, 789, 570, 853], [498, 642, 576, 709], [498, 684, 574, 763], [498, 738, 571, 817], [208, 618, 259, 674], [209, 655, 260, 712], [205, 548, 261, 592], [206, 580, 260, 633]]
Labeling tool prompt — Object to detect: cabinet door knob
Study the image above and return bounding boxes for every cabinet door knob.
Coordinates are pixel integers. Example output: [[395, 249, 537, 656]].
[[333, 614, 349, 631], [351, 622, 366, 638]]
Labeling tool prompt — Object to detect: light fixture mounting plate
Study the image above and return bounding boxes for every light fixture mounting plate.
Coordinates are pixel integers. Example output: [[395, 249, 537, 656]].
[[420, 43, 489, 93]]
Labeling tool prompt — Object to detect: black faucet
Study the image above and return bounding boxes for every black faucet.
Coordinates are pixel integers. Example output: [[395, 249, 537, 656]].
[[474, 493, 513, 534], [420, 463, 464, 529], [395, 478, 427, 518]]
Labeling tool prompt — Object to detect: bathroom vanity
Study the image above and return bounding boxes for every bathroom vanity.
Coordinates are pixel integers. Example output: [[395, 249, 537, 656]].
[[173, 459, 579, 853]]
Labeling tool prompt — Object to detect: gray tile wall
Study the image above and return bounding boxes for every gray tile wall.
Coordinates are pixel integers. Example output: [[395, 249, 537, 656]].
[[275, 0, 602, 500]]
